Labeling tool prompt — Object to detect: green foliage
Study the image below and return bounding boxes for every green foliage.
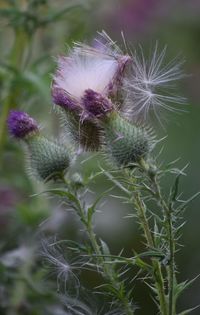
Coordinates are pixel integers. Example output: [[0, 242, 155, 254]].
[[29, 158, 199, 315]]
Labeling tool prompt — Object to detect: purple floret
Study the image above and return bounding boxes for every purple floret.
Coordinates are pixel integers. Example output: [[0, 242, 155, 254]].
[[7, 110, 39, 139], [82, 89, 113, 118], [52, 87, 80, 111]]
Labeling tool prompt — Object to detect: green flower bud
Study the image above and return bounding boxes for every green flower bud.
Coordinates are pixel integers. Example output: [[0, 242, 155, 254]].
[[71, 173, 84, 189], [25, 135, 71, 181], [102, 112, 155, 167]]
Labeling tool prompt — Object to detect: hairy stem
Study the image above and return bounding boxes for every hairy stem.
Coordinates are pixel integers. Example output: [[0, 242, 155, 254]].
[[139, 158, 176, 315], [86, 224, 134, 315], [153, 176, 176, 315], [61, 176, 134, 315], [134, 192, 168, 315]]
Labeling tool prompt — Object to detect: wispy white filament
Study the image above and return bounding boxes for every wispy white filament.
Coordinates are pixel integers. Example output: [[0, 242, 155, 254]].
[[55, 53, 118, 99], [40, 238, 80, 292], [53, 31, 126, 103], [123, 44, 186, 123]]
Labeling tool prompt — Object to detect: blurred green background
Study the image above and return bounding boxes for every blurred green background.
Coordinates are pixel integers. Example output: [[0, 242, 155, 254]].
[[0, 0, 200, 314]]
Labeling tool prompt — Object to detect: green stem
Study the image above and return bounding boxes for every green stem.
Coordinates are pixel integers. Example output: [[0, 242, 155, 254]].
[[139, 158, 176, 315], [86, 224, 134, 315], [134, 193, 168, 315], [61, 177, 134, 315], [83, 205, 133, 314], [153, 177, 176, 315]]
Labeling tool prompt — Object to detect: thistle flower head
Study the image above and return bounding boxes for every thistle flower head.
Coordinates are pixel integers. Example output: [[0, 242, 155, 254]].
[[52, 32, 131, 117], [8, 110, 71, 181], [123, 45, 186, 123], [7, 110, 39, 139]]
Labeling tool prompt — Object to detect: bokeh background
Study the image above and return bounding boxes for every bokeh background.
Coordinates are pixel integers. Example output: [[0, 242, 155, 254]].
[[0, 0, 200, 314]]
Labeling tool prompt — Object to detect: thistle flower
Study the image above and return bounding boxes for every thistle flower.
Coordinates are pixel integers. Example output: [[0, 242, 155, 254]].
[[52, 32, 131, 114], [52, 32, 131, 150], [7, 110, 71, 181]]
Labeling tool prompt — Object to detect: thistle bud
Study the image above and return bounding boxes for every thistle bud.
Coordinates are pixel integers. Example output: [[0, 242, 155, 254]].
[[7, 110, 71, 181], [102, 112, 155, 167], [7, 110, 39, 139]]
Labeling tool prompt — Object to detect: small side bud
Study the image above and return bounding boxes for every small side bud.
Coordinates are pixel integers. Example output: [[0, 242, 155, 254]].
[[7, 110, 39, 139], [7, 110, 71, 181], [102, 112, 155, 167], [71, 173, 84, 189], [26, 136, 71, 181]]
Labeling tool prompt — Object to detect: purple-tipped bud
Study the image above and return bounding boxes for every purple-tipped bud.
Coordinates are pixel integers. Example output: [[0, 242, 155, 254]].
[[82, 89, 113, 118], [52, 86, 80, 112], [7, 110, 39, 139]]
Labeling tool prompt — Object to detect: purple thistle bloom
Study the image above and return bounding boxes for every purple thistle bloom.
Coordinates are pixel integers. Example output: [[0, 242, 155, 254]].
[[52, 32, 131, 118], [7, 110, 39, 139]]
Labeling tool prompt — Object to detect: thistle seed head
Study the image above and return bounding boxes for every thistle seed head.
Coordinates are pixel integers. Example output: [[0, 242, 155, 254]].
[[52, 32, 131, 116], [122, 44, 186, 124]]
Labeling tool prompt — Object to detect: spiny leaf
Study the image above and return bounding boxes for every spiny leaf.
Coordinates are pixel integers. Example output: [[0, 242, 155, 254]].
[[100, 167, 131, 195], [49, 239, 88, 253], [169, 164, 188, 204], [100, 239, 110, 256], [174, 274, 200, 300], [33, 188, 78, 202], [87, 187, 113, 224], [176, 192, 200, 214], [178, 305, 200, 315]]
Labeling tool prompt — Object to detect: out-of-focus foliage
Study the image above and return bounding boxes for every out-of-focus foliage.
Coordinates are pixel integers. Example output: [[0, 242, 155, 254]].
[[0, 1, 200, 314]]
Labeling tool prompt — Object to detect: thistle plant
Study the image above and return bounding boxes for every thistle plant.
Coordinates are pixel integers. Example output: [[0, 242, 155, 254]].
[[7, 32, 199, 315]]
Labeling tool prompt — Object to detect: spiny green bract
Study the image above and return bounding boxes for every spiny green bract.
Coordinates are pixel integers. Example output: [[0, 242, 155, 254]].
[[59, 108, 103, 151], [26, 135, 71, 181], [102, 112, 155, 167]]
